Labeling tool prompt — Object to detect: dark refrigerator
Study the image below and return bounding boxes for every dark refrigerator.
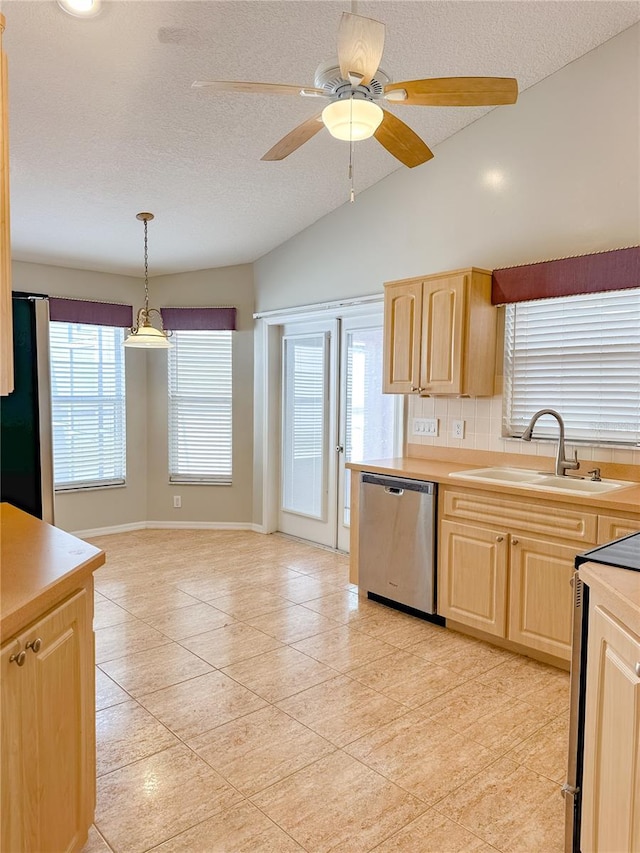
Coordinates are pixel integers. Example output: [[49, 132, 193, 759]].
[[1, 293, 54, 522]]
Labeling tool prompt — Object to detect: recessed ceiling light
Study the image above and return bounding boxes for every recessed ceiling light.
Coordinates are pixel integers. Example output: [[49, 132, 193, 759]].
[[57, 0, 101, 19]]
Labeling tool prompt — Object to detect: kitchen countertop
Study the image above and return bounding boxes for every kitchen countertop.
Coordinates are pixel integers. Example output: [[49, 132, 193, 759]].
[[578, 561, 640, 633], [347, 456, 640, 515], [0, 502, 105, 643]]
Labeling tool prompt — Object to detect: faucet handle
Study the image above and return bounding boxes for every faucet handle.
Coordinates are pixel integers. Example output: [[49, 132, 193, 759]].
[[587, 468, 601, 482]]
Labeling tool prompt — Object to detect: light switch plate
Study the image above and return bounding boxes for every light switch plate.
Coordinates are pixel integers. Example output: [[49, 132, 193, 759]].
[[413, 418, 439, 436]]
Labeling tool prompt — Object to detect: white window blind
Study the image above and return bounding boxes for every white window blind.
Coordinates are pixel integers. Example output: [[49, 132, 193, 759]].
[[281, 333, 327, 519], [49, 322, 126, 489], [503, 289, 640, 445], [168, 330, 232, 483]]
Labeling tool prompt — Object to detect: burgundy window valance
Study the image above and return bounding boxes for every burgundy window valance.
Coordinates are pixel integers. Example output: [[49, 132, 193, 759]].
[[160, 306, 237, 331], [491, 246, 640, 305], [49, 297, 134, 328]]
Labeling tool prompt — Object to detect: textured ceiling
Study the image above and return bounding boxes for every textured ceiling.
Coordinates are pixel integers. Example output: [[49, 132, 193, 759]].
[[4, 0, 640, 277]]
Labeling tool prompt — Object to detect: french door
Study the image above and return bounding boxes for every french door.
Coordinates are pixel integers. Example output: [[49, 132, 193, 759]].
[[278, 312, 399, 551]]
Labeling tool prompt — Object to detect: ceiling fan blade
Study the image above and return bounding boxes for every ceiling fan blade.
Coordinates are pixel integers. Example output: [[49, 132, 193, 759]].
[[384, 77, 518, 107], [374, 110, 434, 168], [261, 114, 325, 161], [192, 80, 326, 97], [337, 12, 385, 86]]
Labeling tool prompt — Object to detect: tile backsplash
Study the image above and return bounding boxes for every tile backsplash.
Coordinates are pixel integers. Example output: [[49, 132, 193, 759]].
[[409, 395, 640, 466]]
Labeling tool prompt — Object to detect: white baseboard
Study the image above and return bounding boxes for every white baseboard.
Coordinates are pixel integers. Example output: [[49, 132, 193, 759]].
[[72, 521, 147, 538], [72, 520, 266, 538]]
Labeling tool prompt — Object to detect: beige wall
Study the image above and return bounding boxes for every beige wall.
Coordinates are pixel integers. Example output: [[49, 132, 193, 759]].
[[145, 265, 255, 524], [11, 260, 255, 531], [252, 25, 640, 473], [11, 261, 149, 532], [253, 25, 639, 312], [9, 26, 640, 531]]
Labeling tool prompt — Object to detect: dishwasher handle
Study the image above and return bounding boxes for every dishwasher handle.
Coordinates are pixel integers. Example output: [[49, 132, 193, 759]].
[[361, 472, 436, 495]]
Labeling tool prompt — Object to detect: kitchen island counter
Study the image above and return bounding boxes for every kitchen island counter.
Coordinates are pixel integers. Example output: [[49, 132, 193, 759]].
[[0, 502, 104, 643]]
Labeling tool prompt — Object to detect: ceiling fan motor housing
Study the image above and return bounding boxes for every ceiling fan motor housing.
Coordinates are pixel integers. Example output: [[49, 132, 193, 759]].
[[314, 58, 390, 99]]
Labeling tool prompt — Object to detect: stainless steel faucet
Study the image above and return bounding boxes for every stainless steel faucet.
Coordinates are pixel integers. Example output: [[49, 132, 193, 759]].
[[521, 408, 580, 477]]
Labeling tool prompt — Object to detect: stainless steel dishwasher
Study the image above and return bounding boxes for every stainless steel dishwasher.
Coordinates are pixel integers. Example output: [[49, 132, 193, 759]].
[[358, 472, 437, 615]]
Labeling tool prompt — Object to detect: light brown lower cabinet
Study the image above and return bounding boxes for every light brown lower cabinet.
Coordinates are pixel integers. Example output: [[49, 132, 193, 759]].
[[597, 513, 640, 545], [580, 596, 640, 852], [439, 520, 576, 660], [438, 488, 607, 662], [438, 520, 508, 638], [1, 584, 95, 853]]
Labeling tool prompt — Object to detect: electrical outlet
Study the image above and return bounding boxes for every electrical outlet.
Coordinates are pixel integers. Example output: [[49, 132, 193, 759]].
[[452, 420, 465, 439], [173, 495, 182, 508]]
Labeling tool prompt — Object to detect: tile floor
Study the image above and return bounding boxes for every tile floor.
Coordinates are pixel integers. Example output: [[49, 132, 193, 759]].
[[82, 529, 570, 853]]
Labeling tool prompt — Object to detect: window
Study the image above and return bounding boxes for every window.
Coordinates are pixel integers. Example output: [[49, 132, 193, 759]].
[[168, 330, 233, 483], [503, 289, 640, 445], [50, 322, 126, 489]]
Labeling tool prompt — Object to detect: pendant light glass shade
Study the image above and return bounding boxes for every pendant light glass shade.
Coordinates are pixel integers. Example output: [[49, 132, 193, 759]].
[[123, 313, 172, 348], [124, 212, 173, 349], [322, 98, 383, 141]]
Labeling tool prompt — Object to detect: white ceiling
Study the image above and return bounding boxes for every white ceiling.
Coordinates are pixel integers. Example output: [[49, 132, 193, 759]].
[[4, 0, 640, 277]]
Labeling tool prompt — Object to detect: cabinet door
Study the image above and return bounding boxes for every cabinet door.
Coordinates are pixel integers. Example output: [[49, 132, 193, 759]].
[[420, 274, 465, 394], [26, 589, 95, 853], [508, 536, 575, 661], [383, 280, 422, 393], [581, 601, 640, 853], [438, 519, 508, 637], [1, 638, 29, 853]]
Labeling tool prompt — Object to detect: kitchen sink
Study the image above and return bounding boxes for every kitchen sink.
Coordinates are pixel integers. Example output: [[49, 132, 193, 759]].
[[451, 467, 636, 495], [452, 467, 547, 484]]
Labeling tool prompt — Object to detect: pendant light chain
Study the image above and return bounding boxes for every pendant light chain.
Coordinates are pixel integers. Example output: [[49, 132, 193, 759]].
[[143, 216, 150, 313], [123, 212, 173, 348]]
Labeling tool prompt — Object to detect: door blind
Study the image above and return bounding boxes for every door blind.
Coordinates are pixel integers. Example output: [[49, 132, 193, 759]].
[[281, 333, 327, 518], [168, 330, 233, 483], [49, 322, 126, 489], [503, 289, 640, 445]]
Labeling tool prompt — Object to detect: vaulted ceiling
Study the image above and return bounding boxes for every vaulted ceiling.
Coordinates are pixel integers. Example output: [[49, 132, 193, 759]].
[[5, 1, 639, 276]]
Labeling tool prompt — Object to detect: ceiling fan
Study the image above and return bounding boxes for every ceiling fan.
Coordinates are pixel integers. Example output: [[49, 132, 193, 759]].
[[192, 12, 518, 168]]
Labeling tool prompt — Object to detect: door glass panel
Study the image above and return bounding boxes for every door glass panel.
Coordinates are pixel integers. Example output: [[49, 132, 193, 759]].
[[281, 333, 327, 519], [343, 326, 395, 525]]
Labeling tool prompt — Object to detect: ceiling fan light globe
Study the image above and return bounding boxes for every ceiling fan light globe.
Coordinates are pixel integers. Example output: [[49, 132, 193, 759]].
[[322, 99, 383, 141], [57, 0, 101, 18]]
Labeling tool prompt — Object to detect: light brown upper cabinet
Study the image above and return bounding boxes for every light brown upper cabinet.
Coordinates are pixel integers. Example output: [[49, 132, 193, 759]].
[[383, 268, 496, 396], [0, 13, 13, 396]]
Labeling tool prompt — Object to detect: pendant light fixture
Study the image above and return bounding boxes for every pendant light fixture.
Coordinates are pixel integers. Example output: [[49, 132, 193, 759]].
[[124, 212, 172, 349]]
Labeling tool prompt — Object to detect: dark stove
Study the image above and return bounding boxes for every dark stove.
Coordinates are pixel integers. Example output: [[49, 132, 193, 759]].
[[575, 530, 640, 572]]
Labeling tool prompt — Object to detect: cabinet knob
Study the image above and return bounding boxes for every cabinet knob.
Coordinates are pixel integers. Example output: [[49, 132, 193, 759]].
[[635, 662, 640, 678], [512, 539, 519, 546], [26, 638, 42, 653], [410, 386, 419, 393], [496, 536, 504, 542], [10, 650, 26, 667]]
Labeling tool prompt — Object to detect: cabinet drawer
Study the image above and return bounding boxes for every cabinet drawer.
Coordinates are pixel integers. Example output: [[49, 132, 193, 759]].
[[443, 489, 597, 544], [597, 514, 640, 545]]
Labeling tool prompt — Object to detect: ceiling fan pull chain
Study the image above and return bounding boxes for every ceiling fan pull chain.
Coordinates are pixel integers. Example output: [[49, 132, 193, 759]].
[[348, 149, 355, 203]]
